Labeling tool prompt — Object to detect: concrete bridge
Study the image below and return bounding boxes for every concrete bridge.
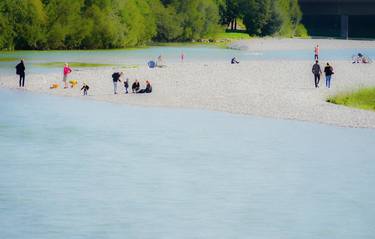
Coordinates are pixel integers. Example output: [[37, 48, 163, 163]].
[[299, 0, 375, 38]]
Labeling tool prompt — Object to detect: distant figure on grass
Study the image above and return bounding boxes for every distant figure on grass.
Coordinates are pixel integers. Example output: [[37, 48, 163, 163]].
[[132, 80, 140, 93], [312, 60, 322, 88], [124, 78, 129, 94], [324, 63, 334, 88], [112, 72, 123, 94], [63, 63, 72, 89], [314, 45, 319, 60], [15, 59, 26, 87], [137, 80, 152, 94], [231, 57, 240, 64], [81, 83, 90, 96]]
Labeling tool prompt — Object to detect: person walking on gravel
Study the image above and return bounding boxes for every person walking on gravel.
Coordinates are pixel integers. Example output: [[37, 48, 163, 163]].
[[312, 60, 322, 88], [324, 63, 334, 88]]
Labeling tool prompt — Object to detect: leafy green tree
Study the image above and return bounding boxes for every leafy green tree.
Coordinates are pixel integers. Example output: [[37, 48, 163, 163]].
[[171, 0, 220, 40], [44, 0, 89, 49], [1, 0, 47, 49], [150, 2, 183, 41], [0, 10, 13, 49]]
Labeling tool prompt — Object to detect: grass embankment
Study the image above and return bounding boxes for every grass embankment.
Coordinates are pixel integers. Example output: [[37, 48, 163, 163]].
[[0, 57, 18, 62], [327, 88, 375, 111], [34, 62, 139, 68], [152, 31, 251, 48]]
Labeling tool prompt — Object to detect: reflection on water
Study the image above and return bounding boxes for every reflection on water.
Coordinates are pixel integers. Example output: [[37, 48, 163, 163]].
[[0, 89, 375, 239]]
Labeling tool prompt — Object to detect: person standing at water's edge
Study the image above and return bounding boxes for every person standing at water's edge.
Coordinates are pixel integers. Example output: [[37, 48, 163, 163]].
[[63, 63, 72, 89], [312, 60, 322, 88], [15, 59, 26, 87], [314, 45, 319, 60], [112, 72, 123, 94], [324, 63, 334, 88]]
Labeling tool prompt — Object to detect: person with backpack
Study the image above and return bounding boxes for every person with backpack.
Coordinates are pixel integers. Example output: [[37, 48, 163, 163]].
[[312, 60, 322, 88], [112, 72, 123, 94], [15, 59, 26, 87], [324, 63, 334, 88]]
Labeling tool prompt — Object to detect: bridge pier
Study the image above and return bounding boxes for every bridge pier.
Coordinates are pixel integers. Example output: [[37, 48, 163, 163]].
[[340, 15, 349, 39]]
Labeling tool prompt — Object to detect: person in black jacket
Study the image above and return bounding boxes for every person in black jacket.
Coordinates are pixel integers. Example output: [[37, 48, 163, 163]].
[[312, 60, 322, 88], [15, 59, 26, 87], [132, 80, 140, 93], [112, 72, 123, 94], [231, 57, 239, 64], [137, 80, 152, 94], [324, 63, 334, 88]]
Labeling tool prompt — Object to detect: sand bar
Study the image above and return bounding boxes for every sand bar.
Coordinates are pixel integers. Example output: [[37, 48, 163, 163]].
[[1, 39, 375, 128]]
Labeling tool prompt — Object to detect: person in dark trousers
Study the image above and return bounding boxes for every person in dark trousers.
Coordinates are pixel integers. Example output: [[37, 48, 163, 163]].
[[137, 80, 152, 94], [132, 80, 140, 93], [124, 78, 129, 94], [324, 63, 334, 88], [15, 59, 26, 87], [112, 72, 123, 94], [314, 45, 319, 60], [231, 57, 239, 64], [312, 60, 322, 88], [81, 83, 90, 96]]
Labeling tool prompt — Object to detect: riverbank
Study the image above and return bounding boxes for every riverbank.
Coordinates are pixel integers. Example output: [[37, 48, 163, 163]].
[[1, 58, 375, 128], [230, 38, 375, 51]]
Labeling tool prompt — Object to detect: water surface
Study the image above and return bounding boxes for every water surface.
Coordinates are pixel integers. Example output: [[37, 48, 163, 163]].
[[0, 89, 375, 239], [1, 46, 374, 75]]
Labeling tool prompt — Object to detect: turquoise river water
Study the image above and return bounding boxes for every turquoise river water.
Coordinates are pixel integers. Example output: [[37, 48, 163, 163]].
[[0, 89, 375, 239], [1, 46, 375, 75]]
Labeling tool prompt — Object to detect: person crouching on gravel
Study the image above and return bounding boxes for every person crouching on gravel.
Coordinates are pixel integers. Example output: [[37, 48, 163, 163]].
[[81, 83, 89, 96]]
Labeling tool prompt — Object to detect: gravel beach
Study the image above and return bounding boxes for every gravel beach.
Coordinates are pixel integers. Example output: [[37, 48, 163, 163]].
[[2, 39, 375, 128]]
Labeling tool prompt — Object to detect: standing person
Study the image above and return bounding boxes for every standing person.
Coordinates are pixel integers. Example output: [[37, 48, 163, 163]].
[[314, 45, 319, 60], [312, 60, 322, 88], [181, 51, 184, 62], [132, 79, 140, 93], [63, 63, 72, 89], [124, 78, 129, 94], [112, 72, 123, 94], [15, 59, 26, 87], [324, 63, 334, 88], [157, 55, 163, 67]]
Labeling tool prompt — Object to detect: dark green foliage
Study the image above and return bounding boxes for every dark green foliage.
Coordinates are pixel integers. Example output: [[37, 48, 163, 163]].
[[0, 0, 305, 50], [227, 0, 305, 37]]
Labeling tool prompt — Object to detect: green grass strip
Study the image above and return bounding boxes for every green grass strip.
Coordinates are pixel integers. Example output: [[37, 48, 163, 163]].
[[327, 87, 375, 111]]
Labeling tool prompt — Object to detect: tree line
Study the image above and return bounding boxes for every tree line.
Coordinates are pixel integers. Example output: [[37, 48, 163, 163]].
[[0, 0, 306, 50]]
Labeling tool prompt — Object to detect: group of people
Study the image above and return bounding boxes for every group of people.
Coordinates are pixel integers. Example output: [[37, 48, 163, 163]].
[[112, 72, 152, 95], [311, 45, 335, 89], [352, 53, 371, 64], [14, 60, 153, 96]]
